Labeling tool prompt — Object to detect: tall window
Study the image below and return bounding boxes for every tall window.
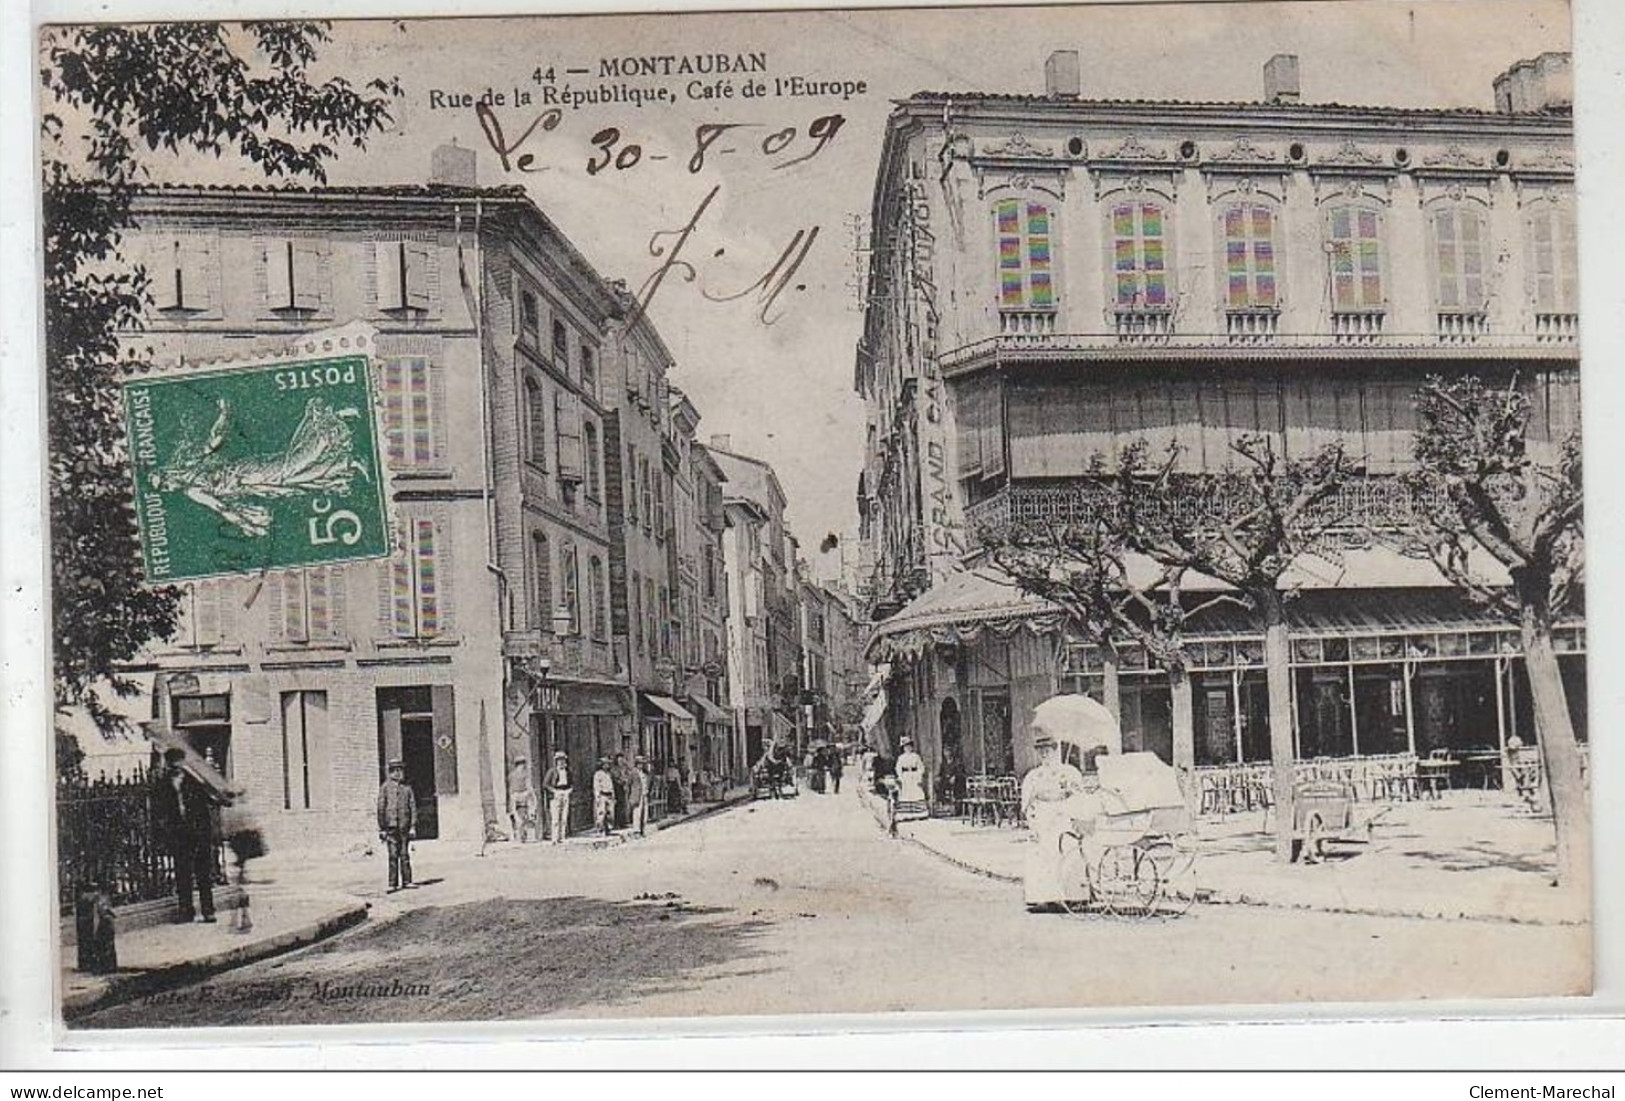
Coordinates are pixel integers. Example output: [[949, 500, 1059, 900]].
[[995, 199, 1055, 310], [388, 517, 447, 639], [552, 319, 570, 370], [381, 356, 439, 468], [581, 345, 598, 401], [588, 557, 607, 641], [526, 378, 547, 468], [1529, 203, 1578, 314], [273, 566, 347, 643], [632, 570, 645, 655], [645, 578, 658, 659], [582, 421, 602, 500], [1327, 206, 1385, 311], [150, 235, 218, 313], [530, 531, 552, 632], [520, 288, 541, 346], [279, 691, 331, 811], [1432, 206, 1487, 311], [1223, 204, 1279, 310], [640, 456, 654, 533], [1111, 201, 1169, 309], [561, 543, 580, 635], [626, 447, 640, 526]]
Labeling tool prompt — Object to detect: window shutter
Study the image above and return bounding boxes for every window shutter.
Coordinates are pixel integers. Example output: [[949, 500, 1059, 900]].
[[430, 684, 459, 795], [195, 580, 224, 646], [179, 235, 218, 312], [1434, 209, 1460, 309], [434, 511, 455, 636], [307, 566, 334, 640], [152, 239, 182, 311], [428, 357, 448, 465], [266, 240, 294, 310], [414, 517, 441, 637], [556, 391, 583, 481], [327, 565, 349, 641], [405, 241, 433, 310], [376, 241, 405, 310], [284, 573, 310, 642], [268, 571, 288, 642], [291, 240, 324, 309]]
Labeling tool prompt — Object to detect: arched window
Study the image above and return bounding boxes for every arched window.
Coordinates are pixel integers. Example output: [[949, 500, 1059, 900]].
[[1527, 201, 1578, 315], [994, 199, 1055, 311], [1431, 205, 1488, 312], [1326, 205, 1385, 312], [1111, 201, 1170, 310], [1222, 204, 1279, 311]]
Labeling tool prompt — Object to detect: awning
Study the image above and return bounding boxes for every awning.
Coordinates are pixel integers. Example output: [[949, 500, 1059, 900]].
[[541, 681, 632, 718], [642, 693, 698, 736], [770, 711, 797, 744], [686, 695, 732, 728], [860, 691, 888, 734]]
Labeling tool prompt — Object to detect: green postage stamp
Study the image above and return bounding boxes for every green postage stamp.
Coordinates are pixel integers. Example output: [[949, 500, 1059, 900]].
[[123, 355, 391, 582]]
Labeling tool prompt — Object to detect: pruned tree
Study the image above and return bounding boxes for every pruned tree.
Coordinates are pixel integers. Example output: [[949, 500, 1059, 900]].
[[41, 23, 400, 727], [981, 506, 1245, 791], [1407, 375, 1587, 888], [1114, 435, 1356, 862]]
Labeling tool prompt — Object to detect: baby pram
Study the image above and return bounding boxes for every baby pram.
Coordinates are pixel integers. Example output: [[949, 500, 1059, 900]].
[[1057, 752, 1201, 918]]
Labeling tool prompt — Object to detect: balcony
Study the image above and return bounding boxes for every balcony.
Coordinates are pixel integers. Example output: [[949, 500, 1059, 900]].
[[1226, 311, 1279, 345], [938, 326, 1578, 378], [998, 308, 1057, 338], [1534, 313, 1579, 344], [1436, 312, 1489, 344], [1331, 311, 1385, 345], [965, 477, 1438, 543], [1113, 309, 1174, 344]]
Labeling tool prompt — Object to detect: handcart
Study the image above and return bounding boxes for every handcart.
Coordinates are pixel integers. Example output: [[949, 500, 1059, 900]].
[[1056, 752, 1202, 918], [752, 757, 797, 800]]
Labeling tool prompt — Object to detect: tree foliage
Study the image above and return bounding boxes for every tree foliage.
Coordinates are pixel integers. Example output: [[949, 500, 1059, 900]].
[[41, 23, 399, 724]]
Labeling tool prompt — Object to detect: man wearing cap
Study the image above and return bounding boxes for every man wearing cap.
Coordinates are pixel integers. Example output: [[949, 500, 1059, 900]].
[[376, 759, 417, 892], [542, 751, 573, 844], [628, 756, 651, 837], [151, 746, 222, 923], [507, 755, 538, 844]]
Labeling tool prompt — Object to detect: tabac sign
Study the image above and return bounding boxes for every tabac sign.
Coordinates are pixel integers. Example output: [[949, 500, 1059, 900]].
[[124, 354, 390, 582]]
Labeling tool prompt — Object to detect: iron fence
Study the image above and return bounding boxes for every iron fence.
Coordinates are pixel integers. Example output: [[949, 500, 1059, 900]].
[[56, 766, 226, 911]]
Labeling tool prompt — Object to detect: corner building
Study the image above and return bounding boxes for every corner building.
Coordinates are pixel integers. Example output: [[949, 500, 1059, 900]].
[[856, 53, 1586, 789]]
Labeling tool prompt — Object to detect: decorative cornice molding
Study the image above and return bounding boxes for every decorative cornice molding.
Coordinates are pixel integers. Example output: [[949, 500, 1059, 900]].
[[1316, 138, 1386, 168], [977, 131, 1056, 159], [1422, 144, 1487, 169], [1208, 135, 1280, 164], [1096, 134, 1169, 162]]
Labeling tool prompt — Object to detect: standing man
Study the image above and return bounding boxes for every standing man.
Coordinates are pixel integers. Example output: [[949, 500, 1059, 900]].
[[828, 749, 844, 795], [592, 757, 616, 836], [507, 755, 538, 844], [612, 753, 631, 829], [376, 759, 417, 893], [543, 751, 573, 844], [151, 747, 221, 923], [628, 755, 651, 837]]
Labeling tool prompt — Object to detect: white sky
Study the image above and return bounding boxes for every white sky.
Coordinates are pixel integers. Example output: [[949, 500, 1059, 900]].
[[71, 1, 1574, 569]]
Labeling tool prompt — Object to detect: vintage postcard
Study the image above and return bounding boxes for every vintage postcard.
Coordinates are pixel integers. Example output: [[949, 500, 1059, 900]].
[[32, 0, 1598, 1036]]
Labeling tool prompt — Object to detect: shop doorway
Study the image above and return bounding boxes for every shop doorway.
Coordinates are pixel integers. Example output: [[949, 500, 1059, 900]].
[[377, 685, 456, 841], [938, 698, 964, 810]]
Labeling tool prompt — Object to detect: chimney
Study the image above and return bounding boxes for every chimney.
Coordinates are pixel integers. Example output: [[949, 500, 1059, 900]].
[[1494, 52, 1572, 113], [430, 139, 477, 187], [1264, 54, 1300, 104], [1045, 50, 1081, 99], [709, 434, 732, 452]]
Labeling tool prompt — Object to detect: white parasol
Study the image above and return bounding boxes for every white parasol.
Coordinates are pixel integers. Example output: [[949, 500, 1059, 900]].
[[1031, 694, 1122, 757]]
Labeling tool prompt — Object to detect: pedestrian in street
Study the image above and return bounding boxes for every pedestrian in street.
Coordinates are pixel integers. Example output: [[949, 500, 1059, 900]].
[[543, 751, 573, 844], [629, 755, 650, 837], [1019, 732, 1089, 913], [665, 759, 687, 814], [593, 757, 616, 835], [219, 786, 267, 933], [808, 747, 827, 794], [507, 755, 538, 843], [376, 758, 418, 893], [613, 753, 632, 828], [151, 747, 224, 924], [828, 749, 844, 795], [895, 737, 929, 811]]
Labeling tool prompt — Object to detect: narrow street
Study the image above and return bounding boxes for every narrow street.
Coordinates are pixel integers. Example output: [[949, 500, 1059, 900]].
[[78, 786, 1587, 1028]]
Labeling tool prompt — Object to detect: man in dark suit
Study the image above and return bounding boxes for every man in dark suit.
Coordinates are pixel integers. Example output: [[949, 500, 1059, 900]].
[[376, 758, 418, 892], [151, 747, 221, 923]]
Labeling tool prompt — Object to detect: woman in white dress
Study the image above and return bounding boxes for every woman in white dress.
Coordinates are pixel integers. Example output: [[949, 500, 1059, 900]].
[[1020, 732, 1088, 911]]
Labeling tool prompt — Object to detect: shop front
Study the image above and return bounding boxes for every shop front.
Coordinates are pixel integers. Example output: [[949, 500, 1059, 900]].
[[526, 679, 632, 833]]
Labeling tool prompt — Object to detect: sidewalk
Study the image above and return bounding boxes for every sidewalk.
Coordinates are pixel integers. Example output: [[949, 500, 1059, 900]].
[[865, 787, 1590, 926], [59, 787, 755, 1020]]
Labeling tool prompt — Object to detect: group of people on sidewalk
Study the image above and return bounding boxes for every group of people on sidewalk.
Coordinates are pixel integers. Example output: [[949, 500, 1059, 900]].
[[504, 751, 724, 846]]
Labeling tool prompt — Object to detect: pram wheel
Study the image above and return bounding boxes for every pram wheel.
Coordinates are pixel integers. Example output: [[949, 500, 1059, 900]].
[[1095, 843, 1161, 917], [1057, 841, 1093, 915]]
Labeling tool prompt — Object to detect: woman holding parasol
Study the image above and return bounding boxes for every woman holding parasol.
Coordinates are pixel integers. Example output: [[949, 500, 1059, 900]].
[[1019, 694, 1121, 912]]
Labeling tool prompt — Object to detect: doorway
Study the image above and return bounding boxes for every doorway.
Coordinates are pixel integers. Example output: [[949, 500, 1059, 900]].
[[377, 685, 457, 841]]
